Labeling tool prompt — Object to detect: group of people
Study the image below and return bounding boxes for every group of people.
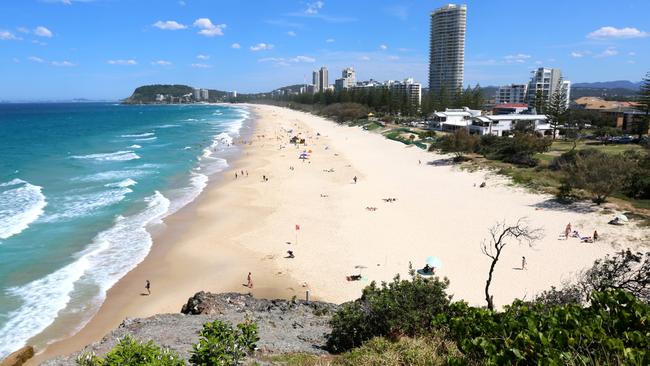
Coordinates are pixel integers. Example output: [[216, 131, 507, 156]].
[[234, 170, 249, 179], [365, 206, 378, 211], [564, 223, 599, 243], [382, 198, 398, 203]]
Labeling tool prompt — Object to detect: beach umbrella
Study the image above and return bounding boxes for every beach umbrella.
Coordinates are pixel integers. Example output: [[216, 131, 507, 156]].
[[616, 214, 629, 222], [426, 256, 442, 268]]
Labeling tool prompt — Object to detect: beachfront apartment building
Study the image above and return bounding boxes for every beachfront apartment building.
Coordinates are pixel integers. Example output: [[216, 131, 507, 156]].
[[526, 67, 571, 108], [496, 84, 528, 104], [386, 78, 422, 106], [351, 78, 422, 106], [429, 4, 466, 96], [311, 67, 329, 93], [200, 89, 209, 101], [334, 67, 356, 91]]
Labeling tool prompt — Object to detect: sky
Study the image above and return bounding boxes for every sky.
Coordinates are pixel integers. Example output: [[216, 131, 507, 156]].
[[0, 0, 649, 101]]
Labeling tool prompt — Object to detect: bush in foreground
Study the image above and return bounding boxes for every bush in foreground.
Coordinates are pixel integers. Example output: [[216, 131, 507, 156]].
[[433, 289, 650, 365], [338, 336, 469, 366], [326, 269, 451, 353], [189, 320, 259, 366], [76, 335, 185, 366]]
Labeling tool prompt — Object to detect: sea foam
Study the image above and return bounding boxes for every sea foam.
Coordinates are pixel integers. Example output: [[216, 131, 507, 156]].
[[0, 179, 47, 240], [120, 132, 154, 138], [72, 150, 140, 162], [0, 192, 170, 357]]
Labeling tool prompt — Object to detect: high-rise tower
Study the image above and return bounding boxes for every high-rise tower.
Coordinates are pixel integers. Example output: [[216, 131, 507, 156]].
[[429, 4, 467, 96]]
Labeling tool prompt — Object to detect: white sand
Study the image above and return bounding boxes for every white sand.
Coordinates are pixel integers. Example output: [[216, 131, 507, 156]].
[[30, 103, 649, 363], [240, 104, 649, 306]]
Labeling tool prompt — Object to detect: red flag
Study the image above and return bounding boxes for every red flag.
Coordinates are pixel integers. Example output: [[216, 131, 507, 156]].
[[295, 224, 300, 230]]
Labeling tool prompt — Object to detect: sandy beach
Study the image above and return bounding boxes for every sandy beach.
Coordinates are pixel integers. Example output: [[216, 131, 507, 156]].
[[28, 104, 650, 364]]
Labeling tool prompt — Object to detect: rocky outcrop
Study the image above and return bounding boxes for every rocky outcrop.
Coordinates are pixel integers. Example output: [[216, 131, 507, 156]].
[[1, 346, 34, 366], [42, 293, 339, 365]]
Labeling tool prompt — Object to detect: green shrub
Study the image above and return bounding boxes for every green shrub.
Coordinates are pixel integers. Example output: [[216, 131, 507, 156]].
[[326, 269, 451, 353], [433, 289, 650, 365], [338, 336, 469, 366], [76, 335, 185, 366], [189, 320, 259, 366]]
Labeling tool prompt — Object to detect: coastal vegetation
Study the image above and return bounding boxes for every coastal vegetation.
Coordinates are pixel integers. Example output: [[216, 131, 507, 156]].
[[73, 250, 650, 365]]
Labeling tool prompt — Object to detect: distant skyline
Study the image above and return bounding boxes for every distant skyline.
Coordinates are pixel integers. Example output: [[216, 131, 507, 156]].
[[1, 0, 649, 100]]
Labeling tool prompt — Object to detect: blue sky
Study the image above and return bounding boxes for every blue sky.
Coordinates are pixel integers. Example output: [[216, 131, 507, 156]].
[[0, 0, 649, 100]]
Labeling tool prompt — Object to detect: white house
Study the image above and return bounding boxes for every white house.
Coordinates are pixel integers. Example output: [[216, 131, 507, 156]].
[[469, 114, 551, 136], [430, 107, 482, 131]]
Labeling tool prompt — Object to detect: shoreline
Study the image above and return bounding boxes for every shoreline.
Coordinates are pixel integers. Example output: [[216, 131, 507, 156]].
[[27, 105, 303, 364], [26, 104, 650, 364]]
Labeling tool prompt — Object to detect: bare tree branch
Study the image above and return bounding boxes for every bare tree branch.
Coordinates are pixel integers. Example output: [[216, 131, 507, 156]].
[[482, 218, 543, 310]]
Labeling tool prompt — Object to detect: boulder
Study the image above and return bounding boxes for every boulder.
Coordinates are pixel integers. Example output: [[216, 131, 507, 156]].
[[0, 346, 34, 366]]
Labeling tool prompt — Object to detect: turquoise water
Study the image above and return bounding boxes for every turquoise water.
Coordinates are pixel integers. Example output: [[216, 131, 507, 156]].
[[0, 103, 249, 357]]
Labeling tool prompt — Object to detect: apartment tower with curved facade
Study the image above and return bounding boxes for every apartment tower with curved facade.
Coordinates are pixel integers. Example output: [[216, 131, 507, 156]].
[[429, 4, 467, 96]]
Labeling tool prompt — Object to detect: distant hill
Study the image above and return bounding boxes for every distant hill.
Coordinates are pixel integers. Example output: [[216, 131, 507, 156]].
[[572, 80, 641, 90], [123, 84, 231, 104]]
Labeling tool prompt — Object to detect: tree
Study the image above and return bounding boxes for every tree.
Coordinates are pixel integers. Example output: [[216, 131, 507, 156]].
[[560, 150, 633, 204], [535, 250, 650, 306], [434, 128, 479, 161], [480, 219, 542, 310], [533, 89, 546, 114], [546, 79, 568, 139], [632, 71, 650, 138]]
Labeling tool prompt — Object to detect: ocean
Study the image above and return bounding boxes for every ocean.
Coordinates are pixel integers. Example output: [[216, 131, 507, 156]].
[[0, 102, 249, 357]]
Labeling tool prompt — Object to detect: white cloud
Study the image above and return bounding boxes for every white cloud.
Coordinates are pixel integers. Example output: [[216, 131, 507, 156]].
[[388, 55, 400, 60], [595, 47, 618, 58], [503, 53, 531, 63], [587, 26, 648, 40], [250, 43, 274, 51], [570, 51, 584, 58], [259, 55, 315, 66], [287, 31, 297, 36], [325, 38, 335, 43], [28, 56, 45, 63], [191, 63, 212, 68], [629, 51, 636, 56], [17, 27, 30, 34], [34, 26, 53, 38], [193, 18, 226, 37], [0, 30, 19, 40], [196, 54, 210, 60], [107, 59, 137, 65], [231, 43, 241, 49], [153, 20, 187, 30], [32, 40, 47, 46], [360, 55, 370, 61], [379, 44, 388, 50], [51, 60, 76, 67], [152, 60, 172, 66], [305, 1, 324, 15], [290, 55, 315, 63]]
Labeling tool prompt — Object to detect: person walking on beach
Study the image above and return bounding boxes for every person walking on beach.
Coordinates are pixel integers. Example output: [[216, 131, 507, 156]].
[[593, 230, 599, 242], [235, 172, 238, 179], [353, 176, 358, 184], [246, 272, 253, 289], [521, 256, 527, 270], [145, 280, 151, 295], [565, 223, 572, 240]]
